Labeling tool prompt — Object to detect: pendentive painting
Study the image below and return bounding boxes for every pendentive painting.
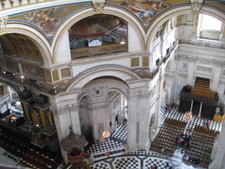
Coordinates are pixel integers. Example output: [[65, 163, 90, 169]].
[[23, 7, 70, 37]]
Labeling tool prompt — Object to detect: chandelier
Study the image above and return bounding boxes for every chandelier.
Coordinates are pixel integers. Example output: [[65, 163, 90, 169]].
[[183, 111, 193, 122], [102, 131, 110, 139]]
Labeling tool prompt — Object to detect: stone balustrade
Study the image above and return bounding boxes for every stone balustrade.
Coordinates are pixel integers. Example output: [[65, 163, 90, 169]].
[[0, 0, 47, 10]]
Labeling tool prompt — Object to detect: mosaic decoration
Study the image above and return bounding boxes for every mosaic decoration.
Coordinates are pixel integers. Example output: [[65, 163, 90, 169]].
[[23, 7, 70, 37]]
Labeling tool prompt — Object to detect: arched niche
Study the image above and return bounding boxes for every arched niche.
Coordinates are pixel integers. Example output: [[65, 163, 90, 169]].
[[52, 6, 145, 63]]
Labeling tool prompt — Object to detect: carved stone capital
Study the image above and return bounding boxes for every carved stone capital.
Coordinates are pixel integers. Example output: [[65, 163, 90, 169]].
[[92, 0, 105, 14], [0, 16, 9, 36], [189, 0, 204, 13]]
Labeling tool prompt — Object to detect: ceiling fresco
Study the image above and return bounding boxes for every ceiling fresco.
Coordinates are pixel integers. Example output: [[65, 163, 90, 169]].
[[8, 0, 224, 41], [10, 3, 90, 39], [107, 0, 187, 28]]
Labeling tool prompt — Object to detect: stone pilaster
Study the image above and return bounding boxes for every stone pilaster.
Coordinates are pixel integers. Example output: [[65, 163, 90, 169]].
[[127, 89, 151, 150]]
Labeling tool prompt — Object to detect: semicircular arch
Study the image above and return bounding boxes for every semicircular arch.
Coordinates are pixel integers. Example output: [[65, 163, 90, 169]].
[[66, 65, 141, 92], [52, 6, 146, 63], [6, 23, 52, 67], [146, 5, 225, 51]]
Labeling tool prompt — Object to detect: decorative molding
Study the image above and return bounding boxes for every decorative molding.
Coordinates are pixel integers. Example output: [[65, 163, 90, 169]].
[[189, 0, 204, 13], [128, 90, 151, 101], [92, 0, 105, 14], [196, 65, 212, 73], [0, 16, 9, 36], [53, 104, 79, 115]]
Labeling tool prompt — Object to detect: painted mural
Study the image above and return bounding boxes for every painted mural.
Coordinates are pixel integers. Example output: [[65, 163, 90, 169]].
[[23, 7, 70, 37], [121, 0, 169, 27]]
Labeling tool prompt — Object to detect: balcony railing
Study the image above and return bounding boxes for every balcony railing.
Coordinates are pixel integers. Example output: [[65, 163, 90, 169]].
[[0, 0, 47, 10], [71, 44, 128, 59]]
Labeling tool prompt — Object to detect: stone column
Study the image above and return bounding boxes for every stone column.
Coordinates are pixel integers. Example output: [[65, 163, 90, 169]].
[[187, 62, 195, 85], [211, 67, 222, 91], [127, 91, 138, 150], [92, 103, 107, 141], [127, 89, 151, 151], [190, 100, 194, 112], [137, 90, 151, 149], [49, 92, 81, 164], [198, 102, 203, 118], [69, 103, 81, 135], [51, 105, 71, 164]]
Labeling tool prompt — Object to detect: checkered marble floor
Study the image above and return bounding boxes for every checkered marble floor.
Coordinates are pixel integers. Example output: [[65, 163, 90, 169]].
[[111, 123, 127, 143], [87, 139, 125, 155], [162, 105, 222, 132], [86, 105, 221, 169], [91, 154, 173, 169]]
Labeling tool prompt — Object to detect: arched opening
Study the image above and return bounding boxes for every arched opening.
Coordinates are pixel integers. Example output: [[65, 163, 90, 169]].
[[78, 95, 94, 144], [107, 90, 128, 142], [68, 14, 128, 59], [76, 76, 129, 154]]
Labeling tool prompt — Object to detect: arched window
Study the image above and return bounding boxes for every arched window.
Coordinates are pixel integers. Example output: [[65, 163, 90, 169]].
[[198, 14, 223, 40]]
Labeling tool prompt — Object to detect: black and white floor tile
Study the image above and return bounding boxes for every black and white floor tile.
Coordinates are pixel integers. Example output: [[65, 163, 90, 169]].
[[86, 105, 221, 169], [87, 139, 125, 155], [111, 123, 127, 143]]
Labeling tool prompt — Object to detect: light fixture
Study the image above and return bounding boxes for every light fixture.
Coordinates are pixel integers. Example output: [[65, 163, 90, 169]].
[[183, 111, 193, 122], [102, 131, 110, 139], [21, 75, 24, 83]]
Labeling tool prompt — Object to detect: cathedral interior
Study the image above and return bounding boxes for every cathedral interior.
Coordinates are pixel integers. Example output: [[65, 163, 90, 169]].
[[0, 0, 224, 169]]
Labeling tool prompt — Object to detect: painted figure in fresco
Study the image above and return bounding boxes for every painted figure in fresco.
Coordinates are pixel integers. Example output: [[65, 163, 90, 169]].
[[24, 8, 70, 36], [122, 0, 167, 26]]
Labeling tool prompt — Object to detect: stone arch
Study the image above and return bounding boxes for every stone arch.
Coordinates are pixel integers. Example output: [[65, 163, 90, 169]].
[[66, 65, 141, 92], [6, 24, 52, 67], [146, 5, 225, 51], [52, 6, 145, 62], [77, 77, 130, 141]]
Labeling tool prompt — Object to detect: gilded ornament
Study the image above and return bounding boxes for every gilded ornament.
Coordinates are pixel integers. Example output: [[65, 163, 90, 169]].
[[92, 0, 105, 14]]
